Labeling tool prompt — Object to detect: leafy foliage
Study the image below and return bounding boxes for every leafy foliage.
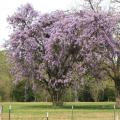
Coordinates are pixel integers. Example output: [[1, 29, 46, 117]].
[[0, 51, 12, 101]]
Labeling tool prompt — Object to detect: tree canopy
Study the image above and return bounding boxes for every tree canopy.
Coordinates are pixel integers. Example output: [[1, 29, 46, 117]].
[[7, 3, 120, 105]]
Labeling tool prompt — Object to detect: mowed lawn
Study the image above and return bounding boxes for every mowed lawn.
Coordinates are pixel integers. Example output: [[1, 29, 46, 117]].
[[0, 102, 119, 120]]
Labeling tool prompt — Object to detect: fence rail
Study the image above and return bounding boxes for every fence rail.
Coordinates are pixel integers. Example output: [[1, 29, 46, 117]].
[[0, 113, 119, 120]]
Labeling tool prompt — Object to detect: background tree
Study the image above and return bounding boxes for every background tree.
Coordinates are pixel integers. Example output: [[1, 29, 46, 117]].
[[81, 0, 120, 106], [0, 51, 12, 101], [12, 80, 35, 102]]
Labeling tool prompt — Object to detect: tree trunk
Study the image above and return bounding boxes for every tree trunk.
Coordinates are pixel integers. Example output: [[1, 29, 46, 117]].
[[24, 81, 28, 102], [74, 81, 79, 102], [50, 90, 64, 106], [114, 79, 120, 107]]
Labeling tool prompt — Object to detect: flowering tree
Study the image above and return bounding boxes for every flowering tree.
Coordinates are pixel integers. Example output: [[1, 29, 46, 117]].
[[85, 19, 120, 106], [7, 3, 118, 105], [82, 0, 120, 106]]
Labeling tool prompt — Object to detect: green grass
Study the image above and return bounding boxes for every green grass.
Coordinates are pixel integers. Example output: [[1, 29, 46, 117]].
[[1, 102, 118, 113], [0, 102, 119, 120], [1, 102, 116, 113]]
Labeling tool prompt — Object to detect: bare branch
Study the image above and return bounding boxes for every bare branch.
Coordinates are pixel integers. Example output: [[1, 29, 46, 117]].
[[88, 0, 96, 11], [114, 0, 120, 3]]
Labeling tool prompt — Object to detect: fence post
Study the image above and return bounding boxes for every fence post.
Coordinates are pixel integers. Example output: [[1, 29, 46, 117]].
[[9, 105, 11, 120], [71, 106, 74, 120], [114, 104, 116, 120], [46, 112, 48, 120], [116, 113, 119, 120], [0, 105, 2, 120]]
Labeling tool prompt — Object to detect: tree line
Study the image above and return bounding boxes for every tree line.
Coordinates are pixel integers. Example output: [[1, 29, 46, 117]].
[[0, 51, 115, 102]]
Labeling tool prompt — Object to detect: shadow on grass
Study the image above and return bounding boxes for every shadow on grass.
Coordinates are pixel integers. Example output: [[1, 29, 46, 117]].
[[20, 103, 114, 110], [61, 104, 113, 110]]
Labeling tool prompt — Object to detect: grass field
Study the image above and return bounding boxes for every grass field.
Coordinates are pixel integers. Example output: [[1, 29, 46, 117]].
[[0, 102, 119, 120]]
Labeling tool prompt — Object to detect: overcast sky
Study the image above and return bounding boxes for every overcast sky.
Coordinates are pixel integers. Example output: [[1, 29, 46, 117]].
[[0, 0, 110, 49]]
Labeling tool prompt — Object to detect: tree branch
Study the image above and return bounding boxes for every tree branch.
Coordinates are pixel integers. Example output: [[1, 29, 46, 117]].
[[88, 0, 96, 12]]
